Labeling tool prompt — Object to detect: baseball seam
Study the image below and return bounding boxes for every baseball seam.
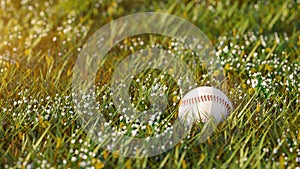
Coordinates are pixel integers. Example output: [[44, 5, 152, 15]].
[[180, 95, 231, 114]]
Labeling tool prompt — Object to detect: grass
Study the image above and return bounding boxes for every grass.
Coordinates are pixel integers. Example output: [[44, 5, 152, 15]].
[[0, 0, 300, 168]]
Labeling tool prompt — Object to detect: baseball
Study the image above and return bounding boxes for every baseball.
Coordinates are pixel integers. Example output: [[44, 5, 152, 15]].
[[178, 86, 233, 125]]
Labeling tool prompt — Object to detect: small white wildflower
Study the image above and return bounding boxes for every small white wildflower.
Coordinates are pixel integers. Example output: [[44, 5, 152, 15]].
[[253, 52, 258, 57], [71, 157, 77, 162], [251, 79, 258, 88], [223, 46, 229, 53]]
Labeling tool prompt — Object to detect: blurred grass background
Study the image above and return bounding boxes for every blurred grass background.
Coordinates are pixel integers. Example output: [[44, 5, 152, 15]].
[[0, 0, 300, 168]]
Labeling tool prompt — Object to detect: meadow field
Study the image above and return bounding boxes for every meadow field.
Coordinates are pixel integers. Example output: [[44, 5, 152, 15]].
[[0, 0, 300, 168]]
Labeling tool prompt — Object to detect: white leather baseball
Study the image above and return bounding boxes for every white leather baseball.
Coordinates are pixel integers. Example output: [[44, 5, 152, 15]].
[[178, 86, 233, 125]]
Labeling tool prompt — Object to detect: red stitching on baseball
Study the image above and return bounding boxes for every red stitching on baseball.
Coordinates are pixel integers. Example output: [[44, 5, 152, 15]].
[[180, 95, 231, 114]]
